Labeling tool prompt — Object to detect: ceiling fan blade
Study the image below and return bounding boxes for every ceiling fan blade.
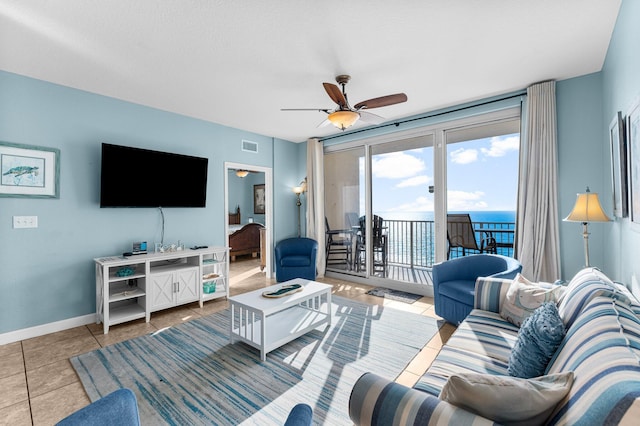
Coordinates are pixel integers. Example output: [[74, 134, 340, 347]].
[[317, 118, 333, 128], [354, 93, 407, 110], [359, 111, 386, 125], [281, 108, 331, 113], [323, 83, 347, 108]]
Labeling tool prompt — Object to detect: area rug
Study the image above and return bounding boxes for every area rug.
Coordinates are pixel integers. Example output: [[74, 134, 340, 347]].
[[366, 287, 423, 304], [71, 296, 440, 425]]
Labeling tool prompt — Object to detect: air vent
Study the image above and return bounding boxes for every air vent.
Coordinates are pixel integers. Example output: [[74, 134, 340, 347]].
[[241, 140, 258, 153]]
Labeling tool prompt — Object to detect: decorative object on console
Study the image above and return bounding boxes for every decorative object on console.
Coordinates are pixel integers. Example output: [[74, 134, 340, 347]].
[[293, 177, 307, 237], [0, 141, 60, 198], [563, 187, 611, 267], [132, 241, 147, 254], [116, 266, 136, 277]]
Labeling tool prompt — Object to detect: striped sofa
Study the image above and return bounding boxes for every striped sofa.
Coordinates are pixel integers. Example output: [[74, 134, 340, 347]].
[[349, 267, 640, 425]]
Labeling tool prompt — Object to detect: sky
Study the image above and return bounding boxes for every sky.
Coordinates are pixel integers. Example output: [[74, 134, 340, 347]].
[[365, 133, 520, 216]]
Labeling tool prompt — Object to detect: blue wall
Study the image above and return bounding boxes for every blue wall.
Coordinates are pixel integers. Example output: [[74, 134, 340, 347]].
[[0, 71, 298, 335], [228, 171, 266, 224], [601, 0, 640, 292], [556, 73, 605, 278]]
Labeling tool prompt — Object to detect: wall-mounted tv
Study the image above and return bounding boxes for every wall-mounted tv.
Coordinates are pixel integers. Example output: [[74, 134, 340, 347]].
[[100, 143, 208, 207]]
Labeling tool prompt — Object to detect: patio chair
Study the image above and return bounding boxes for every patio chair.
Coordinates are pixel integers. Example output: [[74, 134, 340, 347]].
[[355, 215, 387, 276], [325, 217, 353, 269], [446, 213, 496, 259]]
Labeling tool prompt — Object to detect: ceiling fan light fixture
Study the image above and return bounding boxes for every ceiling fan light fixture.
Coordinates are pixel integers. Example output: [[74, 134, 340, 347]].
[[328, 110, 360, 130], [235, 169, 249, 178]]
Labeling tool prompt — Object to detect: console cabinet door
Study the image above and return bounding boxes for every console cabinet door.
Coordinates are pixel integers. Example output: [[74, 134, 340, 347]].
[[175, 268, 199, 304], [149, 271, 175, 312]]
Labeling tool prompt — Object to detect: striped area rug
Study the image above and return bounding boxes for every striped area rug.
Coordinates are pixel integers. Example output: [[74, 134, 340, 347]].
[[71, 296, 440, 425]]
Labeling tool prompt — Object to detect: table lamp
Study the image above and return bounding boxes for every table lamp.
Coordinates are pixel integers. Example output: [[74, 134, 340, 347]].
[[563, 187, 611, 267]]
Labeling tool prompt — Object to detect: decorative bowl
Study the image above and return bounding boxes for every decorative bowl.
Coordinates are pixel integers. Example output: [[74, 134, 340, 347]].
[[116, 266, 135, 277]]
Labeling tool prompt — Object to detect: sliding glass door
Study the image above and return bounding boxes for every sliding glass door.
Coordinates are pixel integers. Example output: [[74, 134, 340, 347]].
[[324, 147, 364, 274], [323, 106, 521, 293]]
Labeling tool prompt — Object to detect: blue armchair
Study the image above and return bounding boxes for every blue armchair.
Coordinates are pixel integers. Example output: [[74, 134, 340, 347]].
[[275, 237, 318, 282], [432, 254, 522, 325], [56, 388, 140, 426]]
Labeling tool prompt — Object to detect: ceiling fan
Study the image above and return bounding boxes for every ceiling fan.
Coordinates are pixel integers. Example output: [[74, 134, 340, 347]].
[[282, 75, 407, 131]]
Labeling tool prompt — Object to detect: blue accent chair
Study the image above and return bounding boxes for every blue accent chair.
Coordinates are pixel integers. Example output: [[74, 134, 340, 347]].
[[284, 403, 313, 426], [432, 254, 522, 325], [56, 389, 140, 426], [275, 237, 318, 282]]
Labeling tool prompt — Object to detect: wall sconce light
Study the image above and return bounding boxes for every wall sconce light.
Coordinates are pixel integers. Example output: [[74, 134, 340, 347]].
[[563, 187, 612, 267], [293, 178, 307, 237]]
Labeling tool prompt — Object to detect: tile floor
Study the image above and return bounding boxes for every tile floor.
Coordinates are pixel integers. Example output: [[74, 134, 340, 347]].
[[0, 257, 454, 425]]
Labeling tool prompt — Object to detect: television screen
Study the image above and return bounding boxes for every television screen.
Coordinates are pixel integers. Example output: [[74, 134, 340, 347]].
[[100, 143, 208, 207]]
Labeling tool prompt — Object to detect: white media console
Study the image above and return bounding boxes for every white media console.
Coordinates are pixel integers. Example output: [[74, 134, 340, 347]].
[[95, 246, 229, 334]]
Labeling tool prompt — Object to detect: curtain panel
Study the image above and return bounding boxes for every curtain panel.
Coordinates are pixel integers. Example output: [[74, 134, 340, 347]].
[[516, 81, 561, 281], [306, 138, 326, 277]]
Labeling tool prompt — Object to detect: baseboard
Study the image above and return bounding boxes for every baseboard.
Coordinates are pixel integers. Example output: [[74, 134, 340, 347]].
[[0, 314, 97, 346]]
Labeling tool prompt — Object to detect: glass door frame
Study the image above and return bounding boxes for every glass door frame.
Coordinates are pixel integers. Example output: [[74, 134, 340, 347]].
[[323, 105, 521, 290]]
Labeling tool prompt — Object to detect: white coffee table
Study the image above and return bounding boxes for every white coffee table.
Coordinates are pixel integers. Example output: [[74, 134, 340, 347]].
[[229, 278, 332, 361]]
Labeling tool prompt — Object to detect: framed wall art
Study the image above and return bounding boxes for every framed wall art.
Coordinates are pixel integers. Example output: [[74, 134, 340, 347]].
[[628, 98, 640, 224], [254, 184, 265, 214], [609, 111, 627, 218], [0, 142, 60, 198]]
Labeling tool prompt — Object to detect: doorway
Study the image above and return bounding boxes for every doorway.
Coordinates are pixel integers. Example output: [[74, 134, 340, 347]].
[[224, 162, 273, 279]]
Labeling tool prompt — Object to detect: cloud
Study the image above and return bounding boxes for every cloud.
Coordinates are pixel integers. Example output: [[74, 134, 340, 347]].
[[388, 195, 434, 212], [450, 148, 478, 164], [396, 175, 432, 188], [372, 152, 425, 179], [447, 190, 488, 210], [481, 135, 520, 157]]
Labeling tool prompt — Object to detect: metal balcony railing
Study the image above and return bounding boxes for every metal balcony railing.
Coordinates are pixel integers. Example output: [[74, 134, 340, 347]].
[[383, 219, 515, 269]]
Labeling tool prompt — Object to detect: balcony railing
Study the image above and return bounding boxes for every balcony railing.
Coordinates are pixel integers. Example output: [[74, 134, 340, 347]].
[[384, 219, 515, 269]]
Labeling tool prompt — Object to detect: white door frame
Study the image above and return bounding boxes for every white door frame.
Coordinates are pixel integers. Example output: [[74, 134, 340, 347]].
[[224, 162, 273, 279]]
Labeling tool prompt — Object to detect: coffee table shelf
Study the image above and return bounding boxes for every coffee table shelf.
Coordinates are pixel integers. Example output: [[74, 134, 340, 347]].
[[229, 279, 332, 361]]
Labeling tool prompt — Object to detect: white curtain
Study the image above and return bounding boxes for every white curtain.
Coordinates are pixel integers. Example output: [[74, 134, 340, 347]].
[[306, 138, 326, 277], [516, 81, 561, 281]]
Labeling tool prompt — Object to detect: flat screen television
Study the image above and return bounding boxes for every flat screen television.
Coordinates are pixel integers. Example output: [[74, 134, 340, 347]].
[[100, 143, 208, 207]]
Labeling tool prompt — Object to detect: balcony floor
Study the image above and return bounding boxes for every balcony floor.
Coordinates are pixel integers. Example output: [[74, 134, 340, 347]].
[[326, 262, 433, 286]]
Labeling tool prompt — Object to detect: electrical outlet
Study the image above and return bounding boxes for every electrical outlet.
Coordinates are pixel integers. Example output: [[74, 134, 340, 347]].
[[13, 216, 38, 229]]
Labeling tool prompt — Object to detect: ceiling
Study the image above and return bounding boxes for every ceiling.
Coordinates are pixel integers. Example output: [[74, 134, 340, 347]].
[[0, 1, 621, 143]]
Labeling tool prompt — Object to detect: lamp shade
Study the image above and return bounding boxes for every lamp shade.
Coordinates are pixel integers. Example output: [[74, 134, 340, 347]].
[[328, 110, 360, 130], [564, 188, 611, 223], [236, 170, 249, 178]]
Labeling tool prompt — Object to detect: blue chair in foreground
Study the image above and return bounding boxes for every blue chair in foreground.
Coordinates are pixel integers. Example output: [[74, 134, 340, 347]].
[[283, 403, 313, 426], [275, 237, 318, 282], [56, 388, 140, 426], [432, 254, 522, 325]]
